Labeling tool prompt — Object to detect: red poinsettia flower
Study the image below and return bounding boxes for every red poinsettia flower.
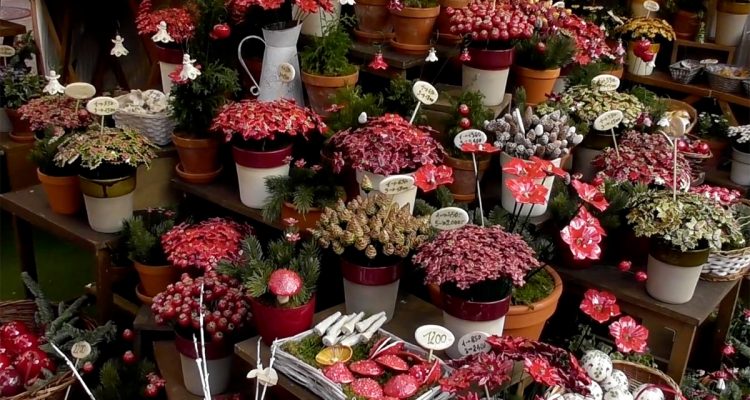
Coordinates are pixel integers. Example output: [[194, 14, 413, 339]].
[[506, 177, 549, 205], [576, 207, 606, 236], [503, 158, 546, 179], [530, 156, 567, 178], [560, 217, 603, 260], [633, 38, 652, 59], [369, 52, 388, 70], [571, 179, 609, 212], [609, 316, 649, 354], [461, 142, 501, 154], [523, 356, 561, 387], [414, 164, 454, 192], [580, 289, 621, 323]]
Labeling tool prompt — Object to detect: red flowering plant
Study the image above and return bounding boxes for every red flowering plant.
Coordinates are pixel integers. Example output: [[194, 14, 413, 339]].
[[225, 0, 333, 23], [151, 270, 252, 344], [135, 0, 196, 44], [329, 114, 446, 176], [18, 96, 94, 133], [447, 0, 545, 51], [161, 217, 252, 273], [556, 13, 613, 66], [502, 156, 567, 234]]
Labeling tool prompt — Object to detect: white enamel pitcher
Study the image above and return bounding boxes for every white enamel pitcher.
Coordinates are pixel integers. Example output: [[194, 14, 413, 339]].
[[238, 22, 305, 104]]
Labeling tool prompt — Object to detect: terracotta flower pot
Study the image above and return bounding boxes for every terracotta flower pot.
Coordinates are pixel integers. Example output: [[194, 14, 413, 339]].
[[37, 169, 82, 215], [301, 70, 359, 117], [134, 261, 178, 297], [175, 333, 233, 395], [390, 6, 440, 53], [6, 108, 33, 143], [444, 154, 490, 202], [436, 0, 468, 43], [514, 66, 561, 106], [281, 201, 325, 232], [503, 267, 563, 340], [704, 137, 729, 170], [354, 0, 393, 42], [250, 294, 316, 345], [604, 67, 624, 79], [232, 143, 293, 209], [172, 132, 222, 180], [341, 256, 402, 321], [673, 10, 700, 40], [646, 241, 709, 304]]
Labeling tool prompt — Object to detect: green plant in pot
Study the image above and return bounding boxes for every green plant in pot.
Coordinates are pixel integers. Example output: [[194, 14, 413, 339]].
[[121, 208, 178, 300], [665, 0, 705, 40], [28, 127, 85, 215], [386, 0, 440, 54], [54, 125, 158, 233], [323, 86, 384, 134], [300, 16, 359, 116], [695, 112, 730, 169], [169, 62, 239, 183], [0, 70, 44, 141], [513, 32, 576, 106], [726, 125, 750, 186], [627, 189, 744, 304]]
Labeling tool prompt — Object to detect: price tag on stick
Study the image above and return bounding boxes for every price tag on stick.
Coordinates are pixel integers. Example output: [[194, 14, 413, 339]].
[[591, 74, 620, 92], [379, 175, 415, 195], [453, 129, 487, 149], [86, 96, 119, 134], [594, 110, 624, 157], [65, 82, 96, 112], [457, 332, 491, 357], [71, 341, 92, 359], [643, 0, 659, 17], [415, 324, 455, 361], [410, 81, 438, 124], [0, 45, 15, 66], [430, 207, 470, 230]]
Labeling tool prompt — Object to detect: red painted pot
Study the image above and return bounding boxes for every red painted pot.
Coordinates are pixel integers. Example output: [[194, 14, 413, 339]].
[[174, 332, 232, 359], [441, 291, 510, 322], [465, 47, 515, 70], [154, 44, 183, 64], [250, 294, 316, 345], [341, 256, 403, 321], [232, 143, 293, 209]]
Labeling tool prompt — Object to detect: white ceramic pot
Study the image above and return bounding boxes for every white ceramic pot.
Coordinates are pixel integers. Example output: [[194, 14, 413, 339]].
[[79, 175, 136, 233], [158, 61, 180, 95], [646, 245, 709, 304], [233, 144, 292, 209], [341, 257, 402, 322], [500, 152, 559, 217], [627, 50, 657, 76], [175, 335, 233, 396], [293, 2, 342, 36], [441, 292, 510, 359], [355, 170, 418, 214], [0, 108, 11, 133], [715, 10, 749, 46], [572, 146, 603, 182], [731, 148, 750, 186], [462, 65, 510, 107]]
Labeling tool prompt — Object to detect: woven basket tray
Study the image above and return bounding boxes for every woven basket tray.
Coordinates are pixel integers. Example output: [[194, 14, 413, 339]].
[[613, 360, 683, 400], [743, 80, 750, 97], [706, 64, 750, 93], [0, 300, 96, 400], [669, 60, 703, 84], [702, 245, 750, 281], [112, 94, 176, 146], [271, 328, 451, 400]]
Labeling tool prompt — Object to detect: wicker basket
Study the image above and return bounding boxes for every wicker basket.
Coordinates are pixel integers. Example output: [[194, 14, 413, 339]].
[[112, 94, 176, 146], [613, 360, 683, 400], [0, 300, 96, 400], [743, 80, 750, 97], [705, 64, 750, 93], [669, 60, 703, 84]]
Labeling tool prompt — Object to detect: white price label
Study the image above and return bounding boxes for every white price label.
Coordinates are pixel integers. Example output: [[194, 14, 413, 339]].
[[593, 110, 624, 131], [278, 63, 296, 82], [415, 325, 454, 351], [700, 58, 719, 65], [65, 83, 96, 100], [457, 332, 491, 356], [412, 81, 438, 105], [453, 129, 487, 149], [552, 1, 565, 8], [591, 74, 620, 92], [71, 341, 92, 359], [379, 175, 415, 195], [643, 0, 659, 12], [430, 207, 469, 230], [0, 45, 16, 57], [86, 96, 119, 116]]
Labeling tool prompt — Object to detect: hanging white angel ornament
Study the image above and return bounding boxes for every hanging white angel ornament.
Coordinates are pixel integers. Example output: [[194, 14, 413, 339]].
[[43, 70, 65, 95], [179, 54, 201, 81], [110, 35, 129, 57], [425, 47, 438, 62], [152, 21, 174, 43], [340, 0, 355, 5]]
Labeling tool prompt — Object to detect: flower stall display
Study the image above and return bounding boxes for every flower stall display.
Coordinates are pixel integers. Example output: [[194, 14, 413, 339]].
[[211, 98, 325, 209], [615, 17, 676, 76], [152, 271, 252, 395], [387, 0, 440, 54], [627, 190, 744, 304], [312, 193, 431, 320], [220, 222, 320, 344], [161, 217, 251, 273], [513, 29, 576, 106], [413, 224, 539, 358], [1, 70, 44, 142], [329, 114, 445, 213], [53, 125, 158, 233], [726, 124, 750, 186]]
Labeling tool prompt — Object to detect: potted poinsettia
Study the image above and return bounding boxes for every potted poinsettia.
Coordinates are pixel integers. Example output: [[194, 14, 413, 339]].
[[312, 192, 431, 321], [413, 224, 540, 359], [211, 98, 325, 209], [152, 270, 252, 395], [53, 125, 157, 233], [220, 221, 320, 344], [161, 217, 251, 274]]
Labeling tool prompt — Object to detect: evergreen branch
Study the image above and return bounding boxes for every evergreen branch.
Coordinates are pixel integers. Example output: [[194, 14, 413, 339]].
[[22, 272, 55, 325], [293, 186, 315, 216]]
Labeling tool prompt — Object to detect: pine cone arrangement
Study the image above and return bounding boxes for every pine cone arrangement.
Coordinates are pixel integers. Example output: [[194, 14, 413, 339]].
[[488, 108, 583, 160]]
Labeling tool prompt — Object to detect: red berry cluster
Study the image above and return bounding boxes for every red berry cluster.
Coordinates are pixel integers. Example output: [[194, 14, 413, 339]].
[[151, 271, 252, 343], [691, 184, 742, 206], [617, 260, 648, 282], [677, 138, 711, 155], [145, 372, 166, 397], [447, 0, 549, 42], [0, 321, 56, 396]]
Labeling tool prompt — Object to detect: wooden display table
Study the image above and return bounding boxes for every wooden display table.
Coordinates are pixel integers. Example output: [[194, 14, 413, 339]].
[[153, 341, 204, 400], [669, 38, 737, 64], [349, 42, 459, 78], [556, 265, 741, 384]]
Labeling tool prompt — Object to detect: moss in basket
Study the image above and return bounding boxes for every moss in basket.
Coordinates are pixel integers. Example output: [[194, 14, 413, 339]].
[[300, 16, 357, 77], [401, 0, 438, 7], [281, 333, 380, 367]]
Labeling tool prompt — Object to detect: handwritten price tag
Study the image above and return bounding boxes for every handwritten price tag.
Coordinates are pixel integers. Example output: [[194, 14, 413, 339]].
[[430, 207, 469, 230], [65, 83, 96, 100], [71, 341, 92, 359], [643, 0, 659, 12], [379, 175, 415, 195], [415, 325, 454, 351], [591, 74, 620, 92], [457, 332, 490, 357], [593, 110, 624, 131], [0, 45, 16, 57], [278, 63, 296, 83], [412, 81, 438, 105], [86, 96, 119, 116], [700, 58, 719, 65], [453, 129, 487, 149]]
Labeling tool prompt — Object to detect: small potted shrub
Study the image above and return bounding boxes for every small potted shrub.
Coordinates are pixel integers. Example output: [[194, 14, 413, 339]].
[[161, 217, 251, 274], [615, 17, 676, 76], [210, 98, 325, 209], [18, 95, 94, 135], [323, 86, 384, 134], [300, 17, 359, 116], [513, 31, 576, 106], [262, 159, 346, 231], [726, 124, 750, 186], [696, 112, 730, 169], [221, 222, 320, 344], [627, 190, 744, 304], [121, 208, 178, 300], [312, 192, 431, 320], [152, 270, 252, 395], [387, 0, 440, 54], [53, 125, 158, 233], [28, 128, 83, 215], [413, 224, 539, 358], [0, 70, 44, 142], [666, 0, 705, 39]]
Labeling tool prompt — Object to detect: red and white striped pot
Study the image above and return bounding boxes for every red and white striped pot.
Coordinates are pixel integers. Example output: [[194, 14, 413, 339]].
[[341, 256, 403, 322], [232, 143, 293, 209]]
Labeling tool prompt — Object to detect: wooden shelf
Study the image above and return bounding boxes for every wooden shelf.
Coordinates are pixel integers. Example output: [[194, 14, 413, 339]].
[[670, 38, 737, 64], [350, 42, 459, 71], [624, 70, 750, 108]]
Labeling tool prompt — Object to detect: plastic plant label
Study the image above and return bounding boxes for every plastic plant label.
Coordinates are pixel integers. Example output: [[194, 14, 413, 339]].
[[0, 45, 16, 57], [71, 341, 92, 359], [643, 0, 659, 12], [278, 63, 295, 82], [591, 74, 620, 92], [379, 175, 415, 195], [86, 96, 119, 116], [415, 325, 454, 351], [552, 1, 565, 7], [593, 110, 624, 131], [412, 81, 438, 105], [700, 58, 719, 65], [453, 129, 487, 148], [430, 207, 470, 230], [65, 83, 96, 100], [457, 332, 491, 357]]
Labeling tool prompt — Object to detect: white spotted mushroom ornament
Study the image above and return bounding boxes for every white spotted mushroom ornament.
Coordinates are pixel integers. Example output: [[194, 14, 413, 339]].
[[633, 384, 664, 400], [581, 350, 613, 382], [603, 388, 633, 400], [601, 370, 629, 392], [585, 380, 604, 400], [268, 269, 302, 305]]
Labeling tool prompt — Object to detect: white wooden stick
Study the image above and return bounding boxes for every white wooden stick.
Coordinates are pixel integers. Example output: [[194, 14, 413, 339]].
[[50, 343, 96, 400], [356, 312, 386, 333], [313, 312, 342, 336], [342, 312, 365, 335], [339, 333, 362, 347], [360, 315, 388, 341], [63, 359, 79, 400], [326, 313, 355, 337]]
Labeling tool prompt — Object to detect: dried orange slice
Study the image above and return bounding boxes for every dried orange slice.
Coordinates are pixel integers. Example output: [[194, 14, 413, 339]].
[[315, 345, 353, 366]]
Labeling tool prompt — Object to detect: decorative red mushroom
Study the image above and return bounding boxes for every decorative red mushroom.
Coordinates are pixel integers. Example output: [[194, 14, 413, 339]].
[[268, 269, 302, 305]]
